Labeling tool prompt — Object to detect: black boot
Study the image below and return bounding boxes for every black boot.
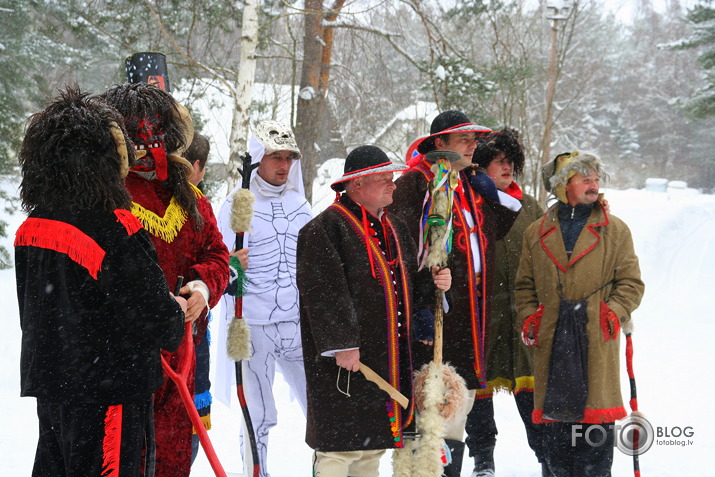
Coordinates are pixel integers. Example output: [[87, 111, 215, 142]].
[[470, 447, 495, 477], [443, 439, 465, 477]]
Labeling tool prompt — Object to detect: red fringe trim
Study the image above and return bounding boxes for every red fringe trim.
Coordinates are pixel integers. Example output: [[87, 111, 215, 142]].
[[532, 406, 627, 424], [15, 218, 105, 279], [114, 209, 143, 235], [102, 404, 123, 477]]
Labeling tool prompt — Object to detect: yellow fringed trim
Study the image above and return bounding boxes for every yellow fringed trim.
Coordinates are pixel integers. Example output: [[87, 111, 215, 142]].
[[475, 375, 535, 396], [192, 414, 212, 434], [514, 376, 535, 393], [131, 197, 188, 243], [475, 377, 513, 396], [189, 182, 204, 199]]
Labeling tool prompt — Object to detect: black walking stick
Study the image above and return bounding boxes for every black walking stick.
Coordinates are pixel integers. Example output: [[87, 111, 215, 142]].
[[225, 153, 261, 477]]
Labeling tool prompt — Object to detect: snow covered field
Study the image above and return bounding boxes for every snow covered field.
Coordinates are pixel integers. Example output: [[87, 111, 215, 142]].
[[1, 179, 714, 476]]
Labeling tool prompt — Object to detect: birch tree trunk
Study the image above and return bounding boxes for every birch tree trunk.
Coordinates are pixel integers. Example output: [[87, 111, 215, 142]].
[[227, 0, 260, 190]]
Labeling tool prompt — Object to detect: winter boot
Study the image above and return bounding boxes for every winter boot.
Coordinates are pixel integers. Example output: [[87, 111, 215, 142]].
[[470, 447, 495, 477], [442, 439, 465, 477]]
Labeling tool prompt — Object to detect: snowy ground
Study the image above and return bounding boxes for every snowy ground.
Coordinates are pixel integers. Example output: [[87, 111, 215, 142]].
[[1, 178, 714, 476]]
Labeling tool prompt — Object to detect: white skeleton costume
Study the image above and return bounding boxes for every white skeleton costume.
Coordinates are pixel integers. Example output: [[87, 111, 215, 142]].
[[216, 122, 311, 477]]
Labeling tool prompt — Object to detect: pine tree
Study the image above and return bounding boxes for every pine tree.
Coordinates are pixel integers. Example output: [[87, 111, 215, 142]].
[[674, 1, 715, 118]]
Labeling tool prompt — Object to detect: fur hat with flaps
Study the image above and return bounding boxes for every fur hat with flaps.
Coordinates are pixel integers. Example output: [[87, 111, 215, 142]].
[[101, 83, 194, 182], [331, 145, 407, 192], [542, 151, 605, 203]]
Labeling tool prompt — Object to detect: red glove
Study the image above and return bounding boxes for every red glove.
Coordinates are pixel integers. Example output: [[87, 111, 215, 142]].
[[521, 305, 544, 347], [600, 301, 621, 341]]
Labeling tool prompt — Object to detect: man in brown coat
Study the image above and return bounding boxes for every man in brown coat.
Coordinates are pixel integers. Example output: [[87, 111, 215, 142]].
[[389, 111, 520, 476], [515, 151, 645, 477], [297, 145, 451, 477]]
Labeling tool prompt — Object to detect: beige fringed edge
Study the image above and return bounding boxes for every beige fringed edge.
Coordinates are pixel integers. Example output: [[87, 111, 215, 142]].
[[226, 317, 251, 361], [411, 362, 448, 477]]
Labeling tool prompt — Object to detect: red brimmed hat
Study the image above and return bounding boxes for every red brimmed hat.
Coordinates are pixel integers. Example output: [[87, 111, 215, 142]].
[[331, 145, 408, 192], [411, 110, 491, 156]]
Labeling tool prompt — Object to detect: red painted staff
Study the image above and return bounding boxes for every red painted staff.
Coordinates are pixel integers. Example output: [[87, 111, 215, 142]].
[[161, 276, 227, 477], [625, 332, 641, 477]]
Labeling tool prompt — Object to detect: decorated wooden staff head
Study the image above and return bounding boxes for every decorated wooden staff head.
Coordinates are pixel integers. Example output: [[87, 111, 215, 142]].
[[422, 150, 460, 270], [413, 148, 468, 423]]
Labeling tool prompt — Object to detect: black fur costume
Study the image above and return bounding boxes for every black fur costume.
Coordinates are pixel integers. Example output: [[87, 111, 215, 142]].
[[15, 86, 185, 476]]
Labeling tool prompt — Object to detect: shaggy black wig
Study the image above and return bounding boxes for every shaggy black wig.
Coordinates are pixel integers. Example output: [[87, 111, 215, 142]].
[[19, 85, 134, 213], [472, 127, 525, 178], [100, 83, 202, 228]]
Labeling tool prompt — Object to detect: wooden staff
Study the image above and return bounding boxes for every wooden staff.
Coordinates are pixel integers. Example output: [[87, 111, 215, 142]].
[[410, 150, 469, 477]]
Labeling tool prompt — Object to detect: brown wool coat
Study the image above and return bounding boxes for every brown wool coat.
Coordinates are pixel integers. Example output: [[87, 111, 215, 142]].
[[388, 163, 518, 390], [297, 202, 420, 452], [515, 203, 645, 423], [482, 192, 543, 394]]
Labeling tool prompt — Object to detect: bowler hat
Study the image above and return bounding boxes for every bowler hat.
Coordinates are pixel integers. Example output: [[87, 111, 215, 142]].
[[331, 145, 407, 192], [414, 110, 491, 154]]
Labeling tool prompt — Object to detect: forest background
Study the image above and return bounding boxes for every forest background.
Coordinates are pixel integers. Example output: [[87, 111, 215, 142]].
[[1, 0, 713, 233]]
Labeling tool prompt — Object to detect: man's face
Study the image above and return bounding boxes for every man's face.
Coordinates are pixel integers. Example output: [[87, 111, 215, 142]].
[[485, 152, 514, 192], [566, 170, 600, 206], [435, 132, 477, 171], [356, 172, 397, 211], [257, 150, 296, 186]]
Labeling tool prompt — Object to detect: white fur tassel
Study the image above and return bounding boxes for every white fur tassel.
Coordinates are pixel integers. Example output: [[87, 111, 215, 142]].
[[226, 317, 251, 361], [392, 439, 416, 477], [412, 362, 448, 477], [230, 188, 255, 235]]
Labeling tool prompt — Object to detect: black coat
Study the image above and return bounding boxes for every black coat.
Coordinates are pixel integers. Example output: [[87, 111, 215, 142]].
[[297, 196, 422, 451], [389, 161, 518, 389], [15, 207, 184, 404]]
